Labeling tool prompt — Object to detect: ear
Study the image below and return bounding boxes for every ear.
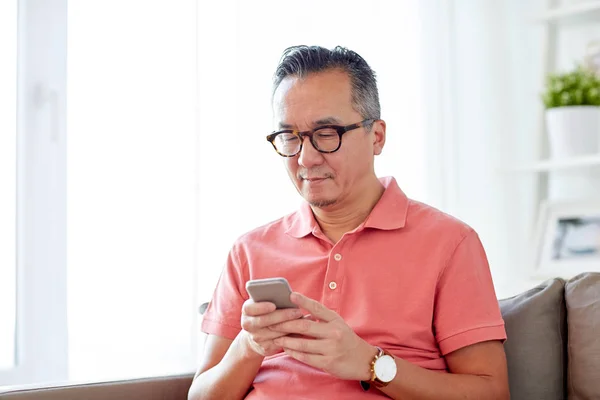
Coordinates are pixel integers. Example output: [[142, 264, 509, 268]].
[[371, 119, 386, 155]]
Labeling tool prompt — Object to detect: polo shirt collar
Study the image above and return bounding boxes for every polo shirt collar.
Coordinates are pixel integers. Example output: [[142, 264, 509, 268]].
[[363, 176, 408, 230], [285, 202, 317, 238], [285, 176, 408, 238]]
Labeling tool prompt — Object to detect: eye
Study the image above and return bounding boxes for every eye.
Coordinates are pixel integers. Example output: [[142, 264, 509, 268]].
[[314, 128, 338, 139], [276, 133, 299, 143]]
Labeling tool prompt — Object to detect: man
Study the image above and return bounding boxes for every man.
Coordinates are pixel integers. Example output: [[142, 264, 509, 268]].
[[188, 45, 509, 400]]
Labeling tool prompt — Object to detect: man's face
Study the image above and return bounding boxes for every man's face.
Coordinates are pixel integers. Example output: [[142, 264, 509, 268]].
[[272, 69, 385, 209]]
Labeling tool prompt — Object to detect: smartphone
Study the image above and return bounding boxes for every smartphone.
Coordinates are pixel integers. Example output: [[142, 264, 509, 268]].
[[245, 277, 298, 309]]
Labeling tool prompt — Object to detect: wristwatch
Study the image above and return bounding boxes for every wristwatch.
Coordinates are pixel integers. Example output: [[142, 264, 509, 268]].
[[361, 346, 397, 390]]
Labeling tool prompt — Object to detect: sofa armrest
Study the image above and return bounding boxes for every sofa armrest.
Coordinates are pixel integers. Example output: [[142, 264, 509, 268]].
[[0, 373, 194, 400], [199, 302, 209, 315]]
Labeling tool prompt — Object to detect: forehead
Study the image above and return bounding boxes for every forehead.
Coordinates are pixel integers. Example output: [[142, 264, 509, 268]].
[[273, 69, 355, 124]]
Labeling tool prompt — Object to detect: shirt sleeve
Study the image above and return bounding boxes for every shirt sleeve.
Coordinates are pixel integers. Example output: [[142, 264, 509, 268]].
[[434, 229, 507, 355], [200, 243, 248, 340]]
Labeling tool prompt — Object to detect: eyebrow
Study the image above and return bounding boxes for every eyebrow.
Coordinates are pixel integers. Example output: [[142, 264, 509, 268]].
[[278, 116, 343, 130]]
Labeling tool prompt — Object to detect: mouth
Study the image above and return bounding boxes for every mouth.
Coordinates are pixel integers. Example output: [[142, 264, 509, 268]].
[[304, 177, 326, 181], [302, 177, 329, 183], [301, 177, 330, 188]]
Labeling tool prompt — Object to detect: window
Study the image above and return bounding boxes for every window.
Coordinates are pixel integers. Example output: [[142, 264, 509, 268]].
[[2, 0, 433, 388], [67, 1, 197, 381], [0, 0, 18, 372]]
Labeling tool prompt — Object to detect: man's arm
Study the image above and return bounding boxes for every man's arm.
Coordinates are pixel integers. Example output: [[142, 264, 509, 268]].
[[187, 333, 263, 400], [376, 340, 509, 400], [271, 293, 509, 400], [188, 301, 304, 400]]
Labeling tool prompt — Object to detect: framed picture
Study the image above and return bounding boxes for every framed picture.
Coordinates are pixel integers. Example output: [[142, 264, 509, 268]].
[[532, 200, 600, 278], [585, 40, 600, 74]]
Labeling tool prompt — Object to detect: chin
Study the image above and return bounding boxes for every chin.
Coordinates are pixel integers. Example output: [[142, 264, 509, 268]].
[[306, 197, 337, 208], [295, 180, 338, 208]]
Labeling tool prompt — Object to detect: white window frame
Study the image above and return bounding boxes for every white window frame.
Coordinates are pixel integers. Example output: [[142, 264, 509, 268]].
[[0, 0, 68, 386]]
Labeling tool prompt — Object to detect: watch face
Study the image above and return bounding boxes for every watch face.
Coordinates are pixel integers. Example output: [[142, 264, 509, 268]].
[[374, 355, 397, 383]]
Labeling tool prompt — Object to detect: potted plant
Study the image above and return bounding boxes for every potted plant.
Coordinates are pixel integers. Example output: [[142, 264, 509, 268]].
[[542, 65, 600, 159]]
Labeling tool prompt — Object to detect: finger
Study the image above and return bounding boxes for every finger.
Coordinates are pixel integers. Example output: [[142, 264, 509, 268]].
[[283, 348, 327, 370], [242, 300, 276, 316], [274, 336, 327, 355], [268, 318, 329, 338], [242, 307, 303, 331], [250, 327, 290, 342], [290, 292, 338, 322]]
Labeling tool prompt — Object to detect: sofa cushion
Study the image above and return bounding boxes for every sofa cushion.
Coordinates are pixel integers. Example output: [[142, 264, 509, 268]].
[[499, 278, 567, 400], [0, 374, 193, 400], [565, 272, 600, 400]]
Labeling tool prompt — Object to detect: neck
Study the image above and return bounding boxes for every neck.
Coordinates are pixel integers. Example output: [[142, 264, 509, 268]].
[[311, 177, 385, 243]]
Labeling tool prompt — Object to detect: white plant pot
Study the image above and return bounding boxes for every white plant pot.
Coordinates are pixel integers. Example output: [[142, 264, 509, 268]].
[[545, 106, 600, 159]]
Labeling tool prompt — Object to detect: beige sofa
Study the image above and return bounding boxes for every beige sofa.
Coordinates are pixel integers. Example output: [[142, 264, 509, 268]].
[[500, 272, 600, 400], [1, 272, 598, 400]]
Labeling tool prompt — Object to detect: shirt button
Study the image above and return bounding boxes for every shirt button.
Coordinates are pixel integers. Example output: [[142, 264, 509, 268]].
[[334, 253, 342, 261], [329, 281, 337, 290]]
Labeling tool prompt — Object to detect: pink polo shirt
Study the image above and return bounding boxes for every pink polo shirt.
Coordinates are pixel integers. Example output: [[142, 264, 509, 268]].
[[201, 176, 506, 399]]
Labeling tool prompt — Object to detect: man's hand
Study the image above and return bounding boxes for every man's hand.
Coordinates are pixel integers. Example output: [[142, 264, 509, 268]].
[[268, 292, 378, 381], [240, 299, 304, 357]]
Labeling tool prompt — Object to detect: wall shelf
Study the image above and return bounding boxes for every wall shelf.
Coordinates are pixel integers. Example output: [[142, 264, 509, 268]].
[[510, 153, 600, 172], [534, 1, 600, 22]]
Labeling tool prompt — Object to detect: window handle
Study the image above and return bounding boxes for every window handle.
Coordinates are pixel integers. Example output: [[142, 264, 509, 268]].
[[33, 83, 60, 143]]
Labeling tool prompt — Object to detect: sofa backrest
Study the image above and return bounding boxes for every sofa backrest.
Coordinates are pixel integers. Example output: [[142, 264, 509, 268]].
[[500, 277, 567, 400], [565, 272, 600, 400], [499, 272, 600, 400]]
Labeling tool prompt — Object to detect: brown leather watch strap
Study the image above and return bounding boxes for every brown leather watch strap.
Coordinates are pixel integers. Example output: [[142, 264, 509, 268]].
[[371, 347, 394, 388], [360, 346, 384, 391]]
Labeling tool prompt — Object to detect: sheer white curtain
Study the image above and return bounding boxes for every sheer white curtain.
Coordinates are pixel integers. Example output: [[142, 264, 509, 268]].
[[196, 0, 429, 305]]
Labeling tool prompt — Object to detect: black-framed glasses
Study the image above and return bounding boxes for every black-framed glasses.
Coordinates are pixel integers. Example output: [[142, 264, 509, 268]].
[[266, 119, 375, 157]]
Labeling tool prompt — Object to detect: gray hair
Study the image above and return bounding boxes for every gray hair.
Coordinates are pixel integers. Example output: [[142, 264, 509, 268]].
[[272, 45, 381, 122]]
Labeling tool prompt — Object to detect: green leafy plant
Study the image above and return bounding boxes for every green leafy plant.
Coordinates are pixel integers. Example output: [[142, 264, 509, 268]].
[[542, 65, 600, 109]]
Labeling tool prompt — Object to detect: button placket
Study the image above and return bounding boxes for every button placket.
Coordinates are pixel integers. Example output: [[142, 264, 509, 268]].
[[324, 246, 345, 310]]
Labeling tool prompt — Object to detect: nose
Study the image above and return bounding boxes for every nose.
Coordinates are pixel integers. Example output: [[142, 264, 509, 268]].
[[297, 136, 324, 168]]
